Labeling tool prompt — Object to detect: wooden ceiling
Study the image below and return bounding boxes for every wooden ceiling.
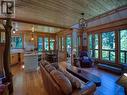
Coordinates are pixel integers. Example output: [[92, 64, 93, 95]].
[[1, 0, 127, 32], [15, 0, 127, 28]]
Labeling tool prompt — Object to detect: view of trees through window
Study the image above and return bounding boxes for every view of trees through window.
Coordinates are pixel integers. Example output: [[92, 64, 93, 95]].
[[44, 37, 49, 51], [50, 38, 55, 50], [66, 36, 71, 56], [94, 34, 99, 58], [88, 34, 98, 58], [38, 37, 43, 52], [120, 29, 127, 63], [102, 32, 115, 61], [11, 36, 22, 49]]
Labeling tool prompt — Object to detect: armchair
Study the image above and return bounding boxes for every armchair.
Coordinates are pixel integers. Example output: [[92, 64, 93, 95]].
[[79, 51, 93, 67]]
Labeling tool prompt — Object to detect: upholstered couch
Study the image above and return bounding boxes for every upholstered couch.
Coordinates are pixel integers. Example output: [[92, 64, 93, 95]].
[[97, 63, 127, 75], [39, 61, 96, 95]]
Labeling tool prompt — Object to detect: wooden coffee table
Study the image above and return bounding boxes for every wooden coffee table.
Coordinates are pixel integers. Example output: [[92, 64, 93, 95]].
[[67, 66, 101, 87]]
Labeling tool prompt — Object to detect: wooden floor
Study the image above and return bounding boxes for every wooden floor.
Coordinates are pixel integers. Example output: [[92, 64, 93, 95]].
[[11, 64, 124, 95], [11, 64, 48, 95], [82, 67, 124, 95]]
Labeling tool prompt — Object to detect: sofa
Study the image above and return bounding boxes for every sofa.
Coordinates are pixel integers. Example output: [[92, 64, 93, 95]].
[[79, 51, 93, 67], [97, 63, 127, 75], [39, 61, 96, 95]]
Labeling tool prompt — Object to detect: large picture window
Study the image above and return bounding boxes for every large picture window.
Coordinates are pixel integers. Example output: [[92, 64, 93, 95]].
[[94, 34, 99, 58], [88, 34, 98, 58], [66, 36, 71, 57], [102, 32, 115, 61], [44, 37, 49, 51], [38, 37, 43, 52], [11, 36, 22, 49], [120, 29, 127, 63], [50, 38, 55, 50]]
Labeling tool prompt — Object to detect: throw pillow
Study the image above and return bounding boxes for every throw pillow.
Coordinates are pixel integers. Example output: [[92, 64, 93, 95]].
[[62, 70, 81, 89], [50, 70, 72, 95], [51, 62, 59, 69], [45, 64, 56, 73]]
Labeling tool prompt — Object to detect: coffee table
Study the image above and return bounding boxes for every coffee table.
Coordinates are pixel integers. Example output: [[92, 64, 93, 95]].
[[67, 66, 101, 87]]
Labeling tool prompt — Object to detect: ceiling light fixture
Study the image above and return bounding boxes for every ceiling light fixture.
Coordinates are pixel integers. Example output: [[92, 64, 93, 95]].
[[12, 28, 16, 33], [124, 73, 127, 77], [79, 13, 87, 30]]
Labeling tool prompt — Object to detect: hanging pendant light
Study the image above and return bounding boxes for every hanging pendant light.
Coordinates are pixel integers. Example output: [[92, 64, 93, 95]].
[[79, 13, 87, 30]]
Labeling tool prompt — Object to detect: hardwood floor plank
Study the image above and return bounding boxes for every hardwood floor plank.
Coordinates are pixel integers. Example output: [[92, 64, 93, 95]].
[[11, 65, 48, 95], [82, 67, 124, 95]]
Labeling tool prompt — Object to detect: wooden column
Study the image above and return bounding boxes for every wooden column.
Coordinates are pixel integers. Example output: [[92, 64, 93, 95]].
[[115, 30, 120, 64], [98, 33, 102, 60], [3, 18, 13, 94]]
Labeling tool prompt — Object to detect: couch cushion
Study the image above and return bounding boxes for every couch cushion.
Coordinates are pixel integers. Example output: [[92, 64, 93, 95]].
[[62, 70, 81, 89], [45, 64, 56, 73], [51, 62, 59, 69], [50, 70, 72, 95], [41, 60, 50, 67]]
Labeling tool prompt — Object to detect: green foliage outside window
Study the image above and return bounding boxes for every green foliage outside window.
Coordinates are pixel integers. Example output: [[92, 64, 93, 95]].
[[89, 34, 92, 49], [11, 36, 22, 49], [88, 34, 98, 58], [94, 34, 98, 49], [38, 37, 43, 52], [102, 32, 115, 61], [95, 50, 98, 58], [44, 37, 49, 51], [50, 38, 54, 50], [66, 36, 71, 54], [120, 29, 127, 63], [102, 32, 115, 50]]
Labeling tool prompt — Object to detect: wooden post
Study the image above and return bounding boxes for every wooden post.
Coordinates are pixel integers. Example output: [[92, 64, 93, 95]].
[[115, 30, 120, 64], [3, 18, 13, 94], [98, 33, 102, 60]]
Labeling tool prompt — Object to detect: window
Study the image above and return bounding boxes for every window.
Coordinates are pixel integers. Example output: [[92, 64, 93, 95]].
[[88, 34, 93, 50], [11, 36, 22, 49], [94, 34, 99, 58], [88, 34, 93, 57], [120, 29, 127, 63], [102, 32, 115, 61], [44, 37, 49, 51], [66, 36, 71, 55], [38, 37, 43, 52], [50, 38, 55, 50], [62, 37, 64, 51], [88, 34, 98, 58]]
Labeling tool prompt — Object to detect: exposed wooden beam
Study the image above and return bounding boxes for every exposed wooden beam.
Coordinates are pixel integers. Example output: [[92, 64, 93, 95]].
[[0, 17, 70, 29]]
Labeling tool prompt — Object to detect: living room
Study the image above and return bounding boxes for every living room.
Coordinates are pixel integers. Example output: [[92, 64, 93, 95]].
[[0, 0, 127, 95]]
